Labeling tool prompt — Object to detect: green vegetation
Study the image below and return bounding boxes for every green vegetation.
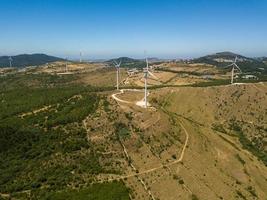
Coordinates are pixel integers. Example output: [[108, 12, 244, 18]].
[[0, 53, 64, 68], [192, 52, 267, 74], [246, 186, 257, 198], [230, 121, 267, 166], [0, 73, 76, 90], [191, 79, 230, 87], [103, 98, 111, 112], [115, 122, 131, 140], [45, 94, 100, 127], [125, 112, 133, 121], [191, 75, 267, 88], [191, 194, 199, 200], [107, 57, 146, 69], [1, 86, 88, 119], [0, 74, 130, 199], [0, 108, 103, 196], [44, 182, 130, 200], [212, 123, 227, 134]]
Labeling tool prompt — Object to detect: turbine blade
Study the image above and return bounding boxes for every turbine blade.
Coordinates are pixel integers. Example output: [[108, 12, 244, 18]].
[[223, 63, 234, 69], [148, 70, 158, 79], [234, 63, 242, 72]]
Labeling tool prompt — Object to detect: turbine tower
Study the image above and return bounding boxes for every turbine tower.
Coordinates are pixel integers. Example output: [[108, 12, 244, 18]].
[[143, 56, 158, 108], [79, 52, 82, 63], [144, 58, 148, 108], [113, 60, 121, 90], [65, 57, 68, 72], [9, 56, 13, 68], [225, 56, 242, 84]]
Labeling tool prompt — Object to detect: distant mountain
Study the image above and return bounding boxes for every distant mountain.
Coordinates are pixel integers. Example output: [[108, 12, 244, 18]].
[[193, 52, 251, 65], [0, 54, 65, 68], [193, 52, 267, 73], [107, 57, 139, 63], [107, 57, 146, 68], [146, 57, 160, 62]]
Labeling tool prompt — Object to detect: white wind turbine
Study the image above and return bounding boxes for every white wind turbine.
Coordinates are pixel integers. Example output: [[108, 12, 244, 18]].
[[225, 56, 242, 84], [143, 57, 158, 108], [113, 60, 121, 90], [9, 56, 13, 68]]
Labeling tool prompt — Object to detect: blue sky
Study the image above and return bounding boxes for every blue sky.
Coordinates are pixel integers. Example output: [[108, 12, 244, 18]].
[[0, 0, 267, 59]]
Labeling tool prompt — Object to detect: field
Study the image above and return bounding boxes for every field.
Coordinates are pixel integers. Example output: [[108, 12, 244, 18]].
[[0, 61, 266, 199]]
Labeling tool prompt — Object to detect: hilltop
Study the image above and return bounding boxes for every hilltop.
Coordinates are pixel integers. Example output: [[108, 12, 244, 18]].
[[107, 57, 146, 69], [106, 57, 164, 69], [193, 52, 251, 64], [0, 54, 64, 68], [193, 52, 267, 73]]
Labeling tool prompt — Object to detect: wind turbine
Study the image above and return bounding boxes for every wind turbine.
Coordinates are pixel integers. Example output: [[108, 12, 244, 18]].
[[225, 56, 242, 84], [143, 57, 158, 108], [113, 60, 121, 90], [9, 56, 13, 68]]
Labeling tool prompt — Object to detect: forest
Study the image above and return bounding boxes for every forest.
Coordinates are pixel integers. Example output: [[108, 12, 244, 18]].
[[0, 73, 130, 199]]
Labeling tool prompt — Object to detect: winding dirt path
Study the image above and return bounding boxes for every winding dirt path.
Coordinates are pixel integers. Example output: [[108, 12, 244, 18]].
[[111, 90, 132, 104], [19, 105, 52, 118], [96, 89, 190, 200], [107, 90, 190, 181], [94, 121, 189, 182], [111, 89, 152, 108]]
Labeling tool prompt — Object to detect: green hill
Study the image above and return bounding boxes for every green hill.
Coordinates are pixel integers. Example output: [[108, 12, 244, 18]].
[[0, 54, 64, 68], [107, 57, 146, 68], [193, 52, 267, 73]]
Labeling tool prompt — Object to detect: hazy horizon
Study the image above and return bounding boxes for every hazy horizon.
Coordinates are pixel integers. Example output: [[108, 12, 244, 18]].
[[0, 50, 266, 61]]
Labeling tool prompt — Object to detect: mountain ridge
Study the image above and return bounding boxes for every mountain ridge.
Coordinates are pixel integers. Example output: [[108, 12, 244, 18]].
[[192, 51, 267, 73], [0, 53, 64, 68]]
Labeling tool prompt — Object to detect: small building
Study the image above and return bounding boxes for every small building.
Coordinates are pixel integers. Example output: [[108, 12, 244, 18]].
[[242, 75, 258, 80], [127, 68, 139, 76]]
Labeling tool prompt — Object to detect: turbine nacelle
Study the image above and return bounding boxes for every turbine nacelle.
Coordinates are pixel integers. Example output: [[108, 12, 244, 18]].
[[113, 60, 121, 68], [225, 57, 242, 72]]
